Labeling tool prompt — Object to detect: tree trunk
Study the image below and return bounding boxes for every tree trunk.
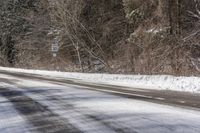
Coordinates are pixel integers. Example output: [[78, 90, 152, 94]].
[[168, 0, 173, 35], [76, 45, 84, 72]]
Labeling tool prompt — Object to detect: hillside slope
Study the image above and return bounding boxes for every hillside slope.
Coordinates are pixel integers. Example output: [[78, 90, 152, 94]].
[[0, 0, 199, 75]]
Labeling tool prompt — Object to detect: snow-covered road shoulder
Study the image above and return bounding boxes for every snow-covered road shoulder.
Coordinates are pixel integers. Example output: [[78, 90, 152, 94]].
[[0, 67, 200, 93]]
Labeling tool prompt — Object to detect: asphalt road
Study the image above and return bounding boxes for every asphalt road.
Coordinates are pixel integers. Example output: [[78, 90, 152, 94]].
[[0, 71, 200, 133]]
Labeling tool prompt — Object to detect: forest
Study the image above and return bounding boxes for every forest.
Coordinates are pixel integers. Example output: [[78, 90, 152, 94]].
[[0, 0, 200, 75]]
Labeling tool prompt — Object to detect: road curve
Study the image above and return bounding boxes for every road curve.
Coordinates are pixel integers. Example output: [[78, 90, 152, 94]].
[[1, 70, 200, 110], [0, 71, 200, 133]]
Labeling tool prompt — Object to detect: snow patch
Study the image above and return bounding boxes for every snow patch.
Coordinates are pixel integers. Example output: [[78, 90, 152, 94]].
[[0, 67, 200, 93]]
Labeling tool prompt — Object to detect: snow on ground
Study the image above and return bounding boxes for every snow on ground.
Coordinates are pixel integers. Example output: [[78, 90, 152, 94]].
[[6, 76, 200, 133], [0, 67, 200, 93], [1, 74, 200, 133]]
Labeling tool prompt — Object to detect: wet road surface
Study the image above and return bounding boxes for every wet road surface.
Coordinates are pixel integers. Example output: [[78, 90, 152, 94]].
[[0, 72, 200, 133]]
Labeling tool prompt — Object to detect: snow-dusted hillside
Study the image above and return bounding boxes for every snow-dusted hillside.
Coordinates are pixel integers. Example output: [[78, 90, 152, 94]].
[[0, 67, 200, 93]]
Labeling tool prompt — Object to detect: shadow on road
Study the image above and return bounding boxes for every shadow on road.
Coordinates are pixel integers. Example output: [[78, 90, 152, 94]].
[[0, 87, 81, 133]]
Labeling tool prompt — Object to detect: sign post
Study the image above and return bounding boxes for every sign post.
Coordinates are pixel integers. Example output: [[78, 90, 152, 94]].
[[51, 41, 59, 57], [51, 40, 60, 70]]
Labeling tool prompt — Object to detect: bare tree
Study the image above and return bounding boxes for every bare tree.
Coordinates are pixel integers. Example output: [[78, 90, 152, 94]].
[[47, 0, 108, 72]]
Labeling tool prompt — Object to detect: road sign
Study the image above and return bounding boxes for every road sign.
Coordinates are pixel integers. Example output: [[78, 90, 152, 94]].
[[53, 53, 57, 57], [52, 42, 59, 52], [51, 41, 59, 57]]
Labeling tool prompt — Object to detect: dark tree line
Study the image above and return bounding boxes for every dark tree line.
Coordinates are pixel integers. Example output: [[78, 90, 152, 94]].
[[0, 0, 51, 67]]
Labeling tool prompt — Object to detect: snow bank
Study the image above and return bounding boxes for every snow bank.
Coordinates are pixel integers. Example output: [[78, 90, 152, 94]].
[[0, 67, 200, 93]]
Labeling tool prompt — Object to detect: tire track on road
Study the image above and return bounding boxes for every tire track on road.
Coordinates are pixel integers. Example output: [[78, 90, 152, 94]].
[[0, 87, 81, 133], [1, 70, 200, 110]]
